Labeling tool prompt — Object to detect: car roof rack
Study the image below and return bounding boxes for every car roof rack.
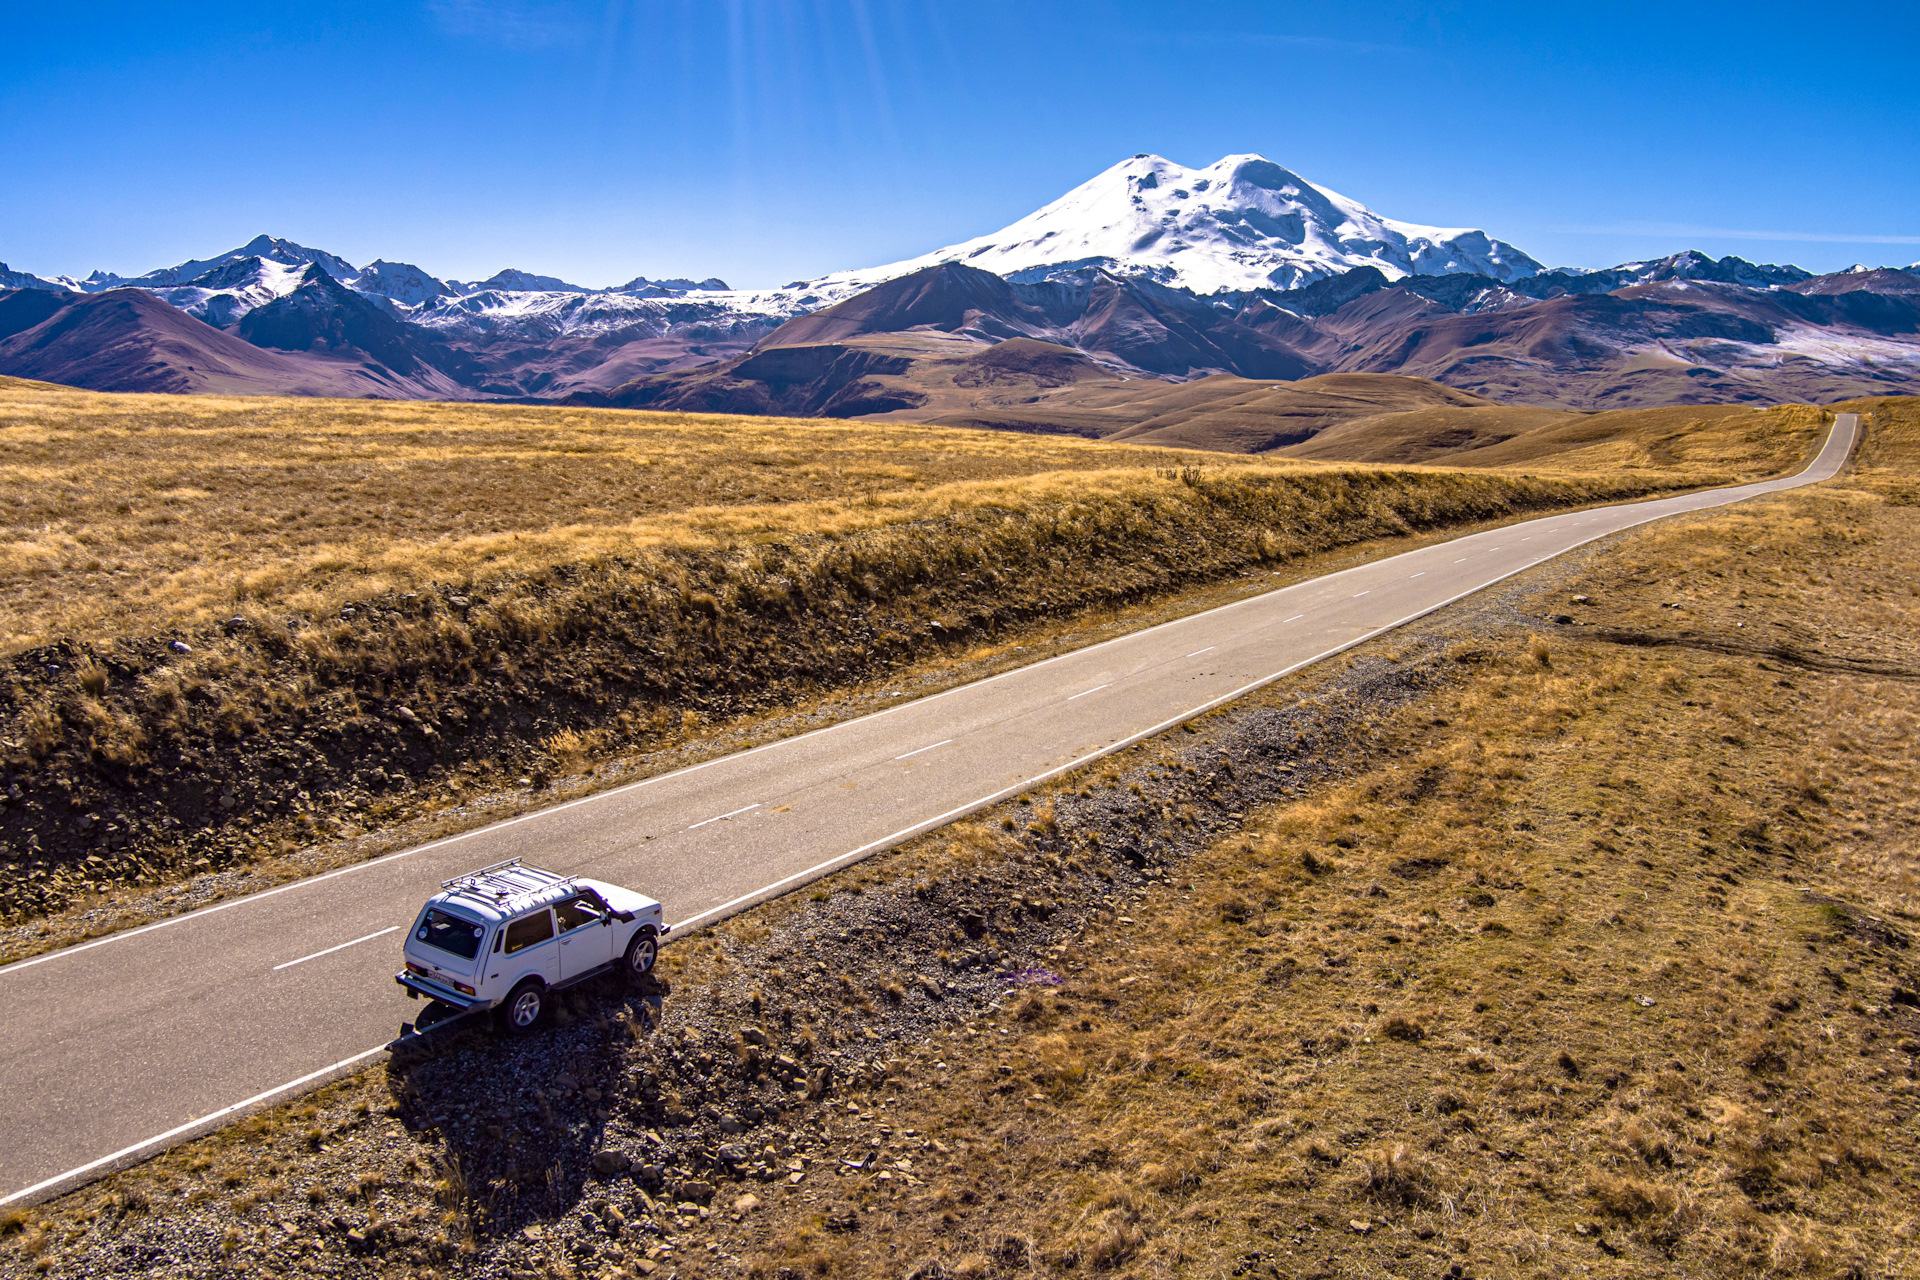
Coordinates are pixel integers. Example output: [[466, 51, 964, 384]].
[[441, 858, 577, 904]]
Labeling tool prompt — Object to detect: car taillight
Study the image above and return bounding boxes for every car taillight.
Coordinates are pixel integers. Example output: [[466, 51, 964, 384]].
[[454, 981, 476, 996], [407, 962, 428, 977]]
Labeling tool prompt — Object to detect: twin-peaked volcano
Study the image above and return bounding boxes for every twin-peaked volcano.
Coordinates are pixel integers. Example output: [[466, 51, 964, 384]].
[[807, 154, 1542, 296]]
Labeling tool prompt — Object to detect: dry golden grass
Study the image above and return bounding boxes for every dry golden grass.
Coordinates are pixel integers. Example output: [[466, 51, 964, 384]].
[[0, 382, 1829, 650], [0, 380, 1299, 649], [1286, 400, 1830, 475]]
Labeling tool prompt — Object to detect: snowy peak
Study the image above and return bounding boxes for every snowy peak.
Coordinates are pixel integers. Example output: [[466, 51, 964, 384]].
[[816, 153, 1542, 296], [461, 268, 592, 295], [1555, 250, 1811, 290], [96, 236, 359, 291], [613, 274, 733, 296], [352, 260, 453, 307], [0, 263, 70, 292]]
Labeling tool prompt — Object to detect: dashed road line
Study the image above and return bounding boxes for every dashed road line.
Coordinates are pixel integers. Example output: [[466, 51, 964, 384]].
[[894, 739, 952, 761], [272, 927, 400, 972], [689, 803, 759, 830]]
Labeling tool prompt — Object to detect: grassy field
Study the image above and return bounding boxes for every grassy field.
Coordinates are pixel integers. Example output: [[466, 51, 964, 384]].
[[0, 380, 1839, 930], [9, 397, 1915, 1280], [0, 377, 1274, 648], [0, 379, 1821, 648]]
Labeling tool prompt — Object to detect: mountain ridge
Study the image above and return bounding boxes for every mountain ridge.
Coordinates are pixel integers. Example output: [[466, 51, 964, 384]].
[[4, 152, 1919, 413]]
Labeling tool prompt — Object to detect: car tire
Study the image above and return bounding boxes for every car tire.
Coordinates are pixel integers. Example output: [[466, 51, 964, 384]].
[[622, 928, 659, 983], [501, 980, 546, 1035]]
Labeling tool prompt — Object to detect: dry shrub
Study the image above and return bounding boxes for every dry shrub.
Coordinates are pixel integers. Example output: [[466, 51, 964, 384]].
[[1381, 1014, 1426, 1042], [1087, 1222, 1145, 1270], [1588, 1172, 1699, 1247], [1359, 1143, 1436, 1207]]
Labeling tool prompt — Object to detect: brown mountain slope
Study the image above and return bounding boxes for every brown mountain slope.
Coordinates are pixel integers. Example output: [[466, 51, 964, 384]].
[[1292, 280, 1920, 409], [0, 289, 470, 398]]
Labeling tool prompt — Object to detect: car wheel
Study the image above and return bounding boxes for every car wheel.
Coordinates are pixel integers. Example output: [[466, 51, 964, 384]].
[[502, 980, 545, 1034], [623, 928, 659, 982]]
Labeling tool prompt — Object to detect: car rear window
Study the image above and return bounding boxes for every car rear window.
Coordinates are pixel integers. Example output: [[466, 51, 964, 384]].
[[417, 908, 485, 960], [504, 910, 555, 954]]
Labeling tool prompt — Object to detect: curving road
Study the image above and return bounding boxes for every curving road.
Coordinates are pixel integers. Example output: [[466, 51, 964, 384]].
[[0, 414, 1857, 1205]]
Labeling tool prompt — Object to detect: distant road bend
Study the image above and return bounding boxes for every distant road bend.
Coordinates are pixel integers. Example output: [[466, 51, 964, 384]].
[[0, 415, 1859, 1206]]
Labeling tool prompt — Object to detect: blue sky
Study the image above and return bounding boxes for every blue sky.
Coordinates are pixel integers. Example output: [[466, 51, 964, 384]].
[[4, 1, 1915, 288]]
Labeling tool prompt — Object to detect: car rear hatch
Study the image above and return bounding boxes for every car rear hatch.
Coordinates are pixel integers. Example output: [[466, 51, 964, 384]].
[[401, 903, 490, 1003]]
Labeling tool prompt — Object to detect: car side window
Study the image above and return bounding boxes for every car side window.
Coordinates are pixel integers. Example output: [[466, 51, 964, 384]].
[[504, 909, 554, 954], [555, 892, 605, 932]]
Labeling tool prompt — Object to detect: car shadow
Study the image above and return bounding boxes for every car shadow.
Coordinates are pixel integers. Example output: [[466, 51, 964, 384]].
[[382, 971, 673, 1238]]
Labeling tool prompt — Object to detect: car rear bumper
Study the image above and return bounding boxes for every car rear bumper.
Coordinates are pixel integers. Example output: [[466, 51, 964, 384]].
[[395, 970, 489, 1009]]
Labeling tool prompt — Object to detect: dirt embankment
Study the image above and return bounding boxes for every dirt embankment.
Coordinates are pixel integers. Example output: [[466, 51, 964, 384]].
[[0, 465, 1707, 925]]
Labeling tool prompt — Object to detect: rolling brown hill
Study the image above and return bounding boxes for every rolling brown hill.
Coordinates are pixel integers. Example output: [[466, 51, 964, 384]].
[[0, 288, 471, 398]]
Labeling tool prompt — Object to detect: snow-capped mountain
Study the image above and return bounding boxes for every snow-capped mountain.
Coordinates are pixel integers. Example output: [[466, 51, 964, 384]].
[[453, 268, 593, 296], [82, 234, 358, 292], [1550, 249, 1810, 290], [141, 256, 318, 327], [806, 154, 1543, 297], [352, 261, 453, 307], [13, 150, 1920, 411], [0, 263, 66, 291]]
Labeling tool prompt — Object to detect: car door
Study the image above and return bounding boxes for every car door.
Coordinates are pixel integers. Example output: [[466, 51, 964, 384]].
[[555, 890, 617, 980], [499, 907, 560, 990]]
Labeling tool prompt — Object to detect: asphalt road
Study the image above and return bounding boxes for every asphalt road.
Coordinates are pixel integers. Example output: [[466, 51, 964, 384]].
[[0, 415, 1857, 1205]]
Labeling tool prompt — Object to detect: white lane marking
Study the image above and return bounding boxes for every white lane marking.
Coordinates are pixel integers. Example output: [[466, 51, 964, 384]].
[[1455, 558, 1468, 563], [1283, 614, 1304, 623], [272, 926, 399, 972], [0, 420, 1857, 982], [1409, 572, 1424, 579], [1067, 684, 1110, 701], [1186, 647, 1214, 657], [1352, 590, 1369, 597], [1522, 537, 1532, 541], [894, 739, 952, 761], [0, 1044, 387, 1208], [689, 803, 759, 830]]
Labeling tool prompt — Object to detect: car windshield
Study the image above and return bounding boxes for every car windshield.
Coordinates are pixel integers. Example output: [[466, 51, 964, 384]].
[[417, 908, 486, 960]]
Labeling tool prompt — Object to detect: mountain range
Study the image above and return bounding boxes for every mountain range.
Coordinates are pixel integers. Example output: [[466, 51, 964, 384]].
[[4, 153, 1918, 445]]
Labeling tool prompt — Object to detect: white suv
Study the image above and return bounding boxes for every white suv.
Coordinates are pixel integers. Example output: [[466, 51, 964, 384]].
[[396, 859, 667, 1033]]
